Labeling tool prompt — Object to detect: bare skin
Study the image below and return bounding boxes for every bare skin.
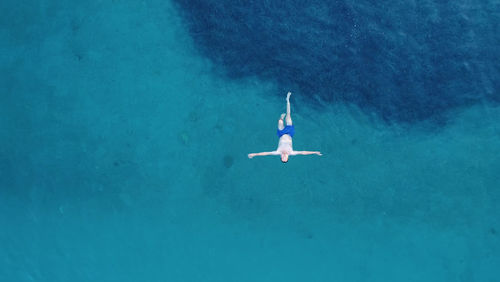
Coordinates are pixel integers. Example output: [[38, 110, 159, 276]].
[[248, 92, 322, 162]]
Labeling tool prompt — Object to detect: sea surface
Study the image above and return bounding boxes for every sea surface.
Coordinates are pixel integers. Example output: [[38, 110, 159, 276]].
[[1, 1, 499, 281]]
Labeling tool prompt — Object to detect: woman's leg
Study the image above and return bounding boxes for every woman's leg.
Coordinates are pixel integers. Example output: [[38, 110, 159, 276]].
[[286, 92, 292, 125]]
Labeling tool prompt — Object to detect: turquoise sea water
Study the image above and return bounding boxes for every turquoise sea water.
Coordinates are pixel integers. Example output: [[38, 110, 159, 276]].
[[1, 1, 499, 281]]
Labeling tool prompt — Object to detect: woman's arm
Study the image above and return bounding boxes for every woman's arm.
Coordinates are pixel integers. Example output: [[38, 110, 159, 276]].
[[291, 151, 322, 156], [248, 151, 279, 158]]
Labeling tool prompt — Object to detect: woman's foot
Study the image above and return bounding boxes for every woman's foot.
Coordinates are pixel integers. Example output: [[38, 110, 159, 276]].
[[280, 113, 286, 120]]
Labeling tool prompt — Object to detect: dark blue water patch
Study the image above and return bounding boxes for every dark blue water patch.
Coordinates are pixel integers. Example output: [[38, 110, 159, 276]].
[[173, 0, 500, 125]]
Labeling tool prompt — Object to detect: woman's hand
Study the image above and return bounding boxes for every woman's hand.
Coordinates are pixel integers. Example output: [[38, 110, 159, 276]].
[[248, 153, 255, 159]]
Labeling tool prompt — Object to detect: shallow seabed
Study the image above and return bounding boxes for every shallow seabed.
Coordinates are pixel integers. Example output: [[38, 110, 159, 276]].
[[1, 1, 499, 281]]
